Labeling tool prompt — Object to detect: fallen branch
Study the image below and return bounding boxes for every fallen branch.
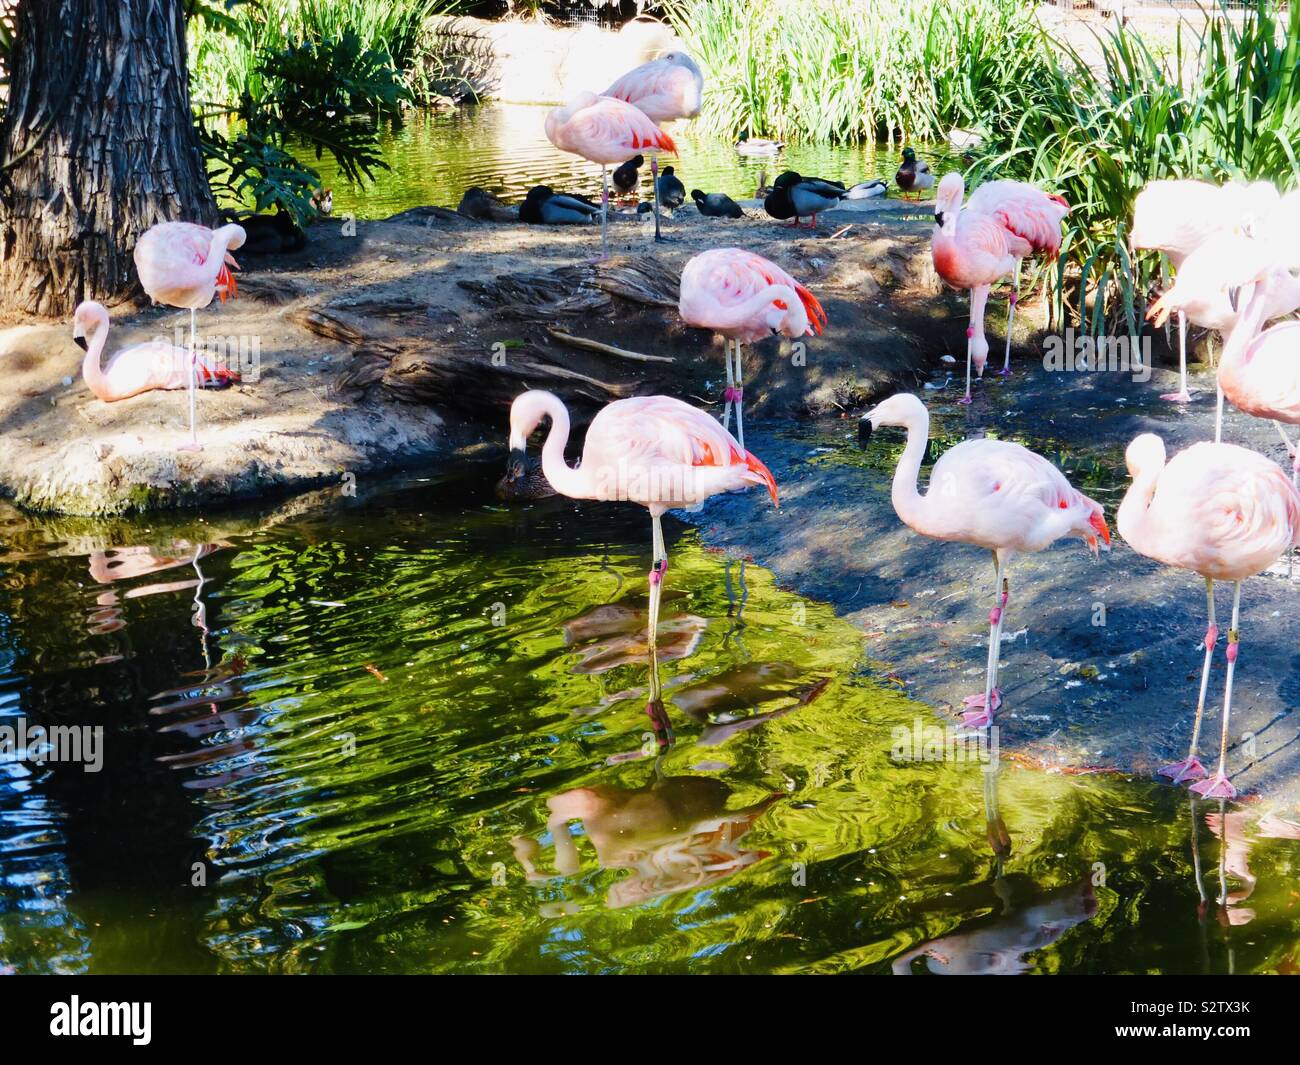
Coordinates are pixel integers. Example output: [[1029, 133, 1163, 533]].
[[546, 328, 674, 363]]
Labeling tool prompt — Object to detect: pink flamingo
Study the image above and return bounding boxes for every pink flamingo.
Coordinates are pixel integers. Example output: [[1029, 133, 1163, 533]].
[[1148, 236, 1300, 448], [1118, 432, 1300, 798], [133, 221, 246, 450], [1131, 179, 1280, 402], [72, 301, 239, 402], [678, 247, 826, 449], [504, 389, 777, 704], [604, 51, 703, 242], [932, 174, 1068, 402], [860, 393, 1109, 727], [544, 92, 677, 258]]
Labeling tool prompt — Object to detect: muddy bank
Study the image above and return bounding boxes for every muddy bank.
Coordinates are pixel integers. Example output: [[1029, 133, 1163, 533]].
[[683, 352, 1300, 807], [0, 196, 948, 516]]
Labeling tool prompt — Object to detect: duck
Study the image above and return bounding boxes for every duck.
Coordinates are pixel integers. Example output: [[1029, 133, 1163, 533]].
[[657, 166, 686, 211], [311, 187, 333, 216], [845, 178, 887, 199], [691, 189, 744, 218], [458, 186, 516, 222], [763, 171, 848, 227], [754, 170, 775, 199], [612, 154, 643, 198], [231, 209, 307, 255], [519, 185, 601, 225], [895, 147, 934, 200], [735, 131, 784, 156]]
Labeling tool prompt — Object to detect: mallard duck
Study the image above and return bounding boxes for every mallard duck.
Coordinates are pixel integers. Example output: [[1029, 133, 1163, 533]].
[[895, 147, 935, 200], [763, 171, 848, 228], [612, 154, 643, 198], [311, 187, 333, 216], [519, 186, 601, 225], [735, 131, 784, 156], [691, 189, 744, 218], [657, 166, 686, 211], [845, 178, 887, 199]]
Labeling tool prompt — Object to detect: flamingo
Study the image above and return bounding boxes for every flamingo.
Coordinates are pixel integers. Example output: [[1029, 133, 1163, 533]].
[[501, 389, 778, 709], [604, 51, 703, 242], [859, 393, 1109, 728], [72, 301, 239, 402], [1131, 179, 1280, 402], [931, 173, 1068, 402], [1118, 432, 1300, 798], [678, 247, 827, 449], [544, 92, 677, 258], [133, 221, 246, 450], [1147, 233, 1300, 446]]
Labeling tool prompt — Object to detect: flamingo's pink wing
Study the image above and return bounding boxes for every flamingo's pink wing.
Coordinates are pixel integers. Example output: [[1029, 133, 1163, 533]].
[[968, 180, 1068, 258], [683, 248, 825, 334], [605, 62, 701, 122], [569, 98, 677, 158]]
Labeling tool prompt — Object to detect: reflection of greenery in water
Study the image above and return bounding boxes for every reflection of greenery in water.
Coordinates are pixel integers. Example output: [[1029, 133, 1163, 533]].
[[1, 473, 1299, 974], [293, 103, 952, 219]]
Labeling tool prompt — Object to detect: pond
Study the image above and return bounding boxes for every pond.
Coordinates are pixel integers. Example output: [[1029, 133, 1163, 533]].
[[2, 454, 1296, 975], [296, 103, 953, 219]]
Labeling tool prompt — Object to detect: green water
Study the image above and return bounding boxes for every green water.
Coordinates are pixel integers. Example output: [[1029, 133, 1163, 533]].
[[296, 103, 949, 219], [2, 463, 1298, 974]]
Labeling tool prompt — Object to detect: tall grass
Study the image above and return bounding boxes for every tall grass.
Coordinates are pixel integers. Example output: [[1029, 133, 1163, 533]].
[[970, 0, 1300, 332], [190, 0, 460, 109], [664, 0, 1056, 144]]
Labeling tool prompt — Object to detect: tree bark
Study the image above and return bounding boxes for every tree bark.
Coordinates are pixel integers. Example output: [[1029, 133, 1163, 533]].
[[0, 0, 217, 319]]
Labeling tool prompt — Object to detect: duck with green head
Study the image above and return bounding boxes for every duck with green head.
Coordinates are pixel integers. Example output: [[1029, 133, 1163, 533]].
[[895, 148, 934, 200]]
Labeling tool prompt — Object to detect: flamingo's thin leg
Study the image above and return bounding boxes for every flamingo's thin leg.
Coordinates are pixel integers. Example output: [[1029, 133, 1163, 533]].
[[959, 318, 974, 405], [1273, 420, 1297, 456], [1000, 261, 1020, 376], [989, 569, 1010, 695], [721, 339, 735, 434], [650, 155, 664, 242], [1161, 312, 1193, 402], [964, 552, 1004, 727], [1160, 577, 1215, 784], [647, 513, 668, 703], [179, 307, 202, 452], [1214, 385, 1225, 443], [600, 165, 610, 260], [1191, 580, 1241, 800], [734, 341, 746, 450]]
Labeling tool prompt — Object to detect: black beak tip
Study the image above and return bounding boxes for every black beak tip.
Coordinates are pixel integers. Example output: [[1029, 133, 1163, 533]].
[[857, 418, 873, 445], [1228, 287, 1240, 314], [73, 335, 88, 352], [934, 211, 945, 227]]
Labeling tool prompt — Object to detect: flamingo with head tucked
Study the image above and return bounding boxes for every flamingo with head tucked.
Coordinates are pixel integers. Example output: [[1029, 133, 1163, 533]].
[[932, 174, 1067, 402], [604, 51, 703, 242], [678, 247, 826, 449], [72, 301, 239, 402], [544, 92, 677, 258], [1118, 432, 1300, 799], [133, 221, 246, 450], [859, 393, 1109, 728], [501, 389, 778, 712]]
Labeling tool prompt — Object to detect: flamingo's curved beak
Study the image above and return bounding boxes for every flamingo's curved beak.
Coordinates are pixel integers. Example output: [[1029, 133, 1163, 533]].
[[72, 322, 88, 352], [934, 211, 945, 228], [857, 407, 877, 445], [1228, 286, 1241, 314]]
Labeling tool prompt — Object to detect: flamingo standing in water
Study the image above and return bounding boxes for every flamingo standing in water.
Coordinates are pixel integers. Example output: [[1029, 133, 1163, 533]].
[[678, 247, 826, 449], [859, 393, 1109, 727], [931, 174, 1068, 403], [1118, 433, 1300, 798], [133, 221, 245, 450], [544, 92, 677, 258], [1131, 179, 1280, 402], [72, 301, 240, 402], [502, 389, 777, 709], [604, 51, 703, 242]]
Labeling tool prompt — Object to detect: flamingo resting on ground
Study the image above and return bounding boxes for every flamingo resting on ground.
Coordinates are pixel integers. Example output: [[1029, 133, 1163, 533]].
[[859, 393, 1109, 728], [678, 248, 826, 449], [502, 389, 778, 709], [604, 51, 703, 243], [133, 221, 246, 450], [1130, 178, 1280, 402], [72, 301, 239, 402], [931, 174, 1067, 402], [545, 92, 677, 257], [1118, 433, 1300, 799]]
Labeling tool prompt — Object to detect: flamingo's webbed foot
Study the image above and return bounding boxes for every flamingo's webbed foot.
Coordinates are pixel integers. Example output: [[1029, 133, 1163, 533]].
[[1158, 756, 1207, 784], [1160, 390, 1194, 403], [1189, 772, 1237, 800]]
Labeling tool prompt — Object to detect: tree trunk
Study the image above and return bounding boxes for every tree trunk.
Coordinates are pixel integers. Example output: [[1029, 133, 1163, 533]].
[[0, 0, 217, 319]]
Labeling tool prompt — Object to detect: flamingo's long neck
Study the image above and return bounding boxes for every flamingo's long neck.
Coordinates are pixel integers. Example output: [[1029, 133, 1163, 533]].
[[710, 284, 798, 334], [536, 395, 594, 500], [891, 406, 931, 531], [81, 322, 114, 401], [205, 229, 235, 284], [1116, 461, 1162, 549], [1219, 279, 1271, 380]]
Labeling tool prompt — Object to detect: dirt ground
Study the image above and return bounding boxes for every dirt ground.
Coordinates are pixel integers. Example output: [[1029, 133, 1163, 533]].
[[0, 195, 954, 516]]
